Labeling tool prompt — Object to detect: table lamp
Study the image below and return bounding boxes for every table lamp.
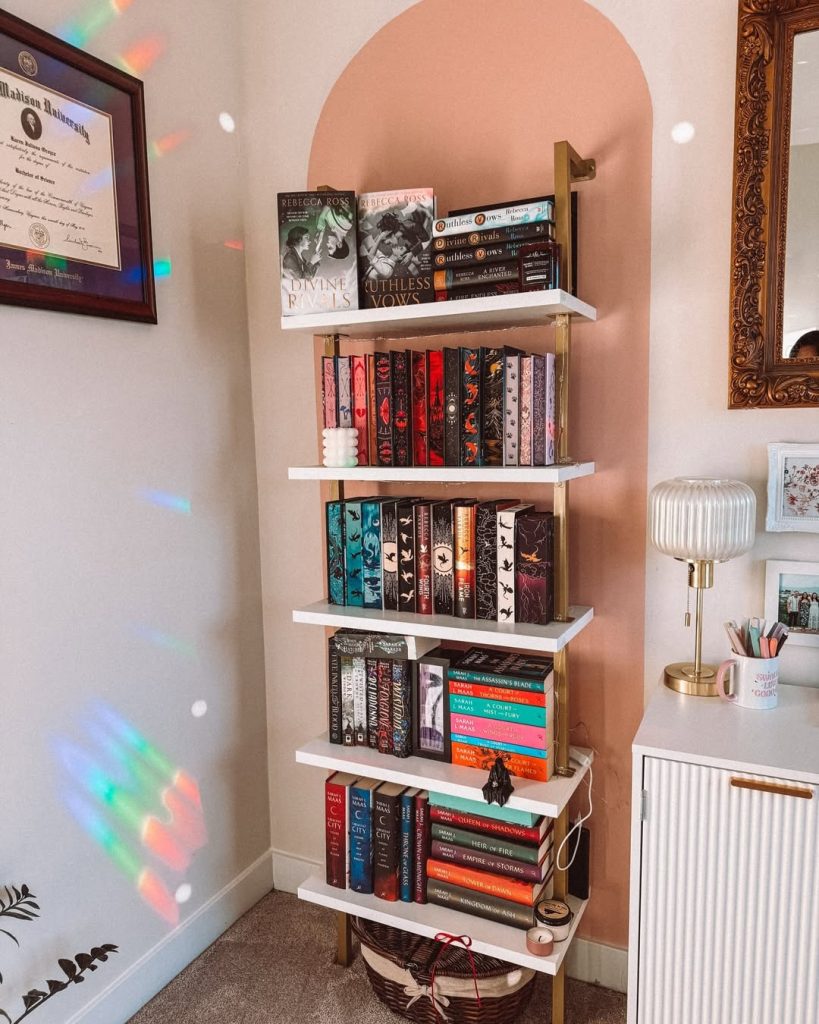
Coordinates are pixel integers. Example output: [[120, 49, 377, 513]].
[[649, 477, 756, 696]]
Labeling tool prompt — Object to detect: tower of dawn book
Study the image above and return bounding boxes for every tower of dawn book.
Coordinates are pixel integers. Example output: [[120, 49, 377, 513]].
[[357, 189, 434, 308], [277, 191, 358, 315]]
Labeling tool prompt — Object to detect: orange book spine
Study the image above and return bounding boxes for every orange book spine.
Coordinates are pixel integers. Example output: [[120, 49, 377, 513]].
[[448, 679, 547, 707], [454, 504, 476, 618], [427, 858, 539, 906], [450, 741, 553, 782]]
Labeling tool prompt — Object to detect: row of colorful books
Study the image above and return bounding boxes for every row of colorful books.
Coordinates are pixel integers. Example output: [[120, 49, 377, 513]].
[[325, 779, 554, 930], [326, 497, 554, 624], [321, 346, 556, 468], [278, 188, 562, 315]]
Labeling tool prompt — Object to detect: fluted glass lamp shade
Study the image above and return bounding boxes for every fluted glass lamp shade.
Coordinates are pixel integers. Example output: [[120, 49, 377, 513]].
[[649, 478, 756, 561]]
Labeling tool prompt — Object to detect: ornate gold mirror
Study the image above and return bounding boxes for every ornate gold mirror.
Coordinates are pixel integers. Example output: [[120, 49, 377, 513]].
[[730, 1, 819, 408]]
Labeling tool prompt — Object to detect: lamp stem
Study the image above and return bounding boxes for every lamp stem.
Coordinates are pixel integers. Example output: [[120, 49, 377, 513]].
[[693, 583, 705, 677]]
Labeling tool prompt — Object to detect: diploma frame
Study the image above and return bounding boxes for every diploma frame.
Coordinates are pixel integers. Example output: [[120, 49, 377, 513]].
[[0, 10, 155, 322]]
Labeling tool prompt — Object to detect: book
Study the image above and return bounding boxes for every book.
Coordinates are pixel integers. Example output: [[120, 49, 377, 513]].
[[503, 352, 520, 466], [520, 242, 560, 291], [349, 778, 379, 893], [426, 350, 445, 466], [430, 839, 553, 884], [399, 787, 419, 901], [429, 805, 554, 846], [328, 637, 342, 744], [435, 282, 520, 303], [450, 740, 552, 782], [433, 199, 554, 239], [433, 238, 554, 270], [391, 349, 412, 468], [448, 678, 547, 707], [381, 499, 399, 611], [397, 499, 419, 613], [480, 346, 504, 467], [412, 650, 451, 760], [519, 355, 532, 466], [413, 791, 430, 903], [322, 356, 338, 428], [514, 511, 555, 625], [365, 658, 379, 749], [443, 347, 460, 466], [336, 355, 352, 428], [451, 647, 554, 681], [352, 354, 369, 465], [448, 693, 547, 727], [476, 499, 516, 621], [431, 500, 455, 616], [426, 858, 548, 906], [545, 353, 556, 465], [352, 655, 368, 745], [531, 354, 546, 467], [344, 500, 365, 607], [367, 353, 377, 466], [450, 732, 548, 760], [428, 790, 541, 827], [325, 500, 345, 606], [325, 771, 357, 889], [340, 656, 354, 746], [434, 261, 519, 292], [357, 189, 434, 308], [374, 352, 393, 467], [361, 499, 383, 610], [426, 878, 537, 930], [331, 630, 440, 660], [497, 504, 533, 622], [454, 501, 477, 618], [450, 713, 548, 749], [411, 351, 428, 467], [460, 346, 481, 466], [391, 660, 412, 757], [415, 503, 432, 615], [373, 781, 405, 901], [377, 659, 393, 755], [278, 190, 358, 315], [432, 222, 555, 252]]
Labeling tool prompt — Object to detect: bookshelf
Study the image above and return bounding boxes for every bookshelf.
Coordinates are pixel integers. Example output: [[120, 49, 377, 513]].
[[286, 141, 596, 1024]]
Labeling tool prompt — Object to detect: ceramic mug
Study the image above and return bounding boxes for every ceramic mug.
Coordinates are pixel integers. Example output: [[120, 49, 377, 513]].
[[715, 654, 778, 710]]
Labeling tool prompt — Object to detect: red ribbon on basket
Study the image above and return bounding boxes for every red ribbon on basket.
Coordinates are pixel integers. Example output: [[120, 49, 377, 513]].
[[429, 932, 481, 1020]]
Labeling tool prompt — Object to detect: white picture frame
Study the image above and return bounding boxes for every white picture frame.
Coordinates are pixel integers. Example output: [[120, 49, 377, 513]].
[[764, 559, 819, 647], [766, 442, 819, 532]]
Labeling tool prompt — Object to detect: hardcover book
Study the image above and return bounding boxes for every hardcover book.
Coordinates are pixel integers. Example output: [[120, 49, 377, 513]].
[[476, 500, 516, 621], [349, 778, 379, 893], [448, 693, 547, 727], [450, 740, 553, 782], [328, 638, 342, 744], [352, 656, 368, 745], [454, 501, 477, 619], [352, 354, 369, 465], [426, 858, 548, 906], [325, 771, 357, 889], [431, 221, 554, 252], [514, 511, 555, 625], [373, 781, 405, 901], [381, 499, 399, 611], [411, 351, 428, 467], [546, 353, 556, 465], [443, 347, 460, 466], [451, 647, 555, 681], [357, 189, 434, 308], [430, 822, 555, 865], [344, 501, 365, 607], [448, 678, 547, 707], [340, 656, 355, 746], [503, 352, 520, 466], [460, 347, 481, 466], [480, 347, 504, 467], [426, 350, 445, 466], [531, 354, 546, 466], [325, 500, 345, 606], [374, 352, 393, 467], [361, 499, 383, 609], [413, 790, 430, 903], [428, 789, 541, 829], [426, 878, 537, 930], [331, 630, 439, 660], [497, 504, 533, 622], [433, 260, 519, 292], [431, 500, 454, 616], [367, 353, 377, 465], [366, 658, 379, 749], [397, 499, 419, 613], [391, 660, 412, 758], [449, 712, 547, 750], [519, 355, 532, 466], [278, 190, 358, 315], [434, 282, 520, 303], [433, 237, 552, 268], [430, 839, 552, 884], [377, 659, 393, 755], [336, 355, 352, 428], [433, 199, 554, 239], [415, 503, 432, 615], [322, 356, 338, 429], [391, 350, 412, 468], [399, 787, 419, 902]]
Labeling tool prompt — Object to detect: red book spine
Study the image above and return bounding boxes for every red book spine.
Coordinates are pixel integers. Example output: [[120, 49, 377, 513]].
[[429, 805, 546, 845], [426, 858, 540, 906], [366, 354, 377, 466], [413, 792, 430, 903], [352, 355, 369, 465], [450, 741, 551, 782], [322, 356, 337, 429], [325, 776, 347, 888], [447, 679, 546, 707], [377, 659, 393, 754], [454, 504, 476, 618], [411, 350, 428, 466], [374, 790, 402, 901], [427, 350, 445, 466], [416, 503, 432, 615]]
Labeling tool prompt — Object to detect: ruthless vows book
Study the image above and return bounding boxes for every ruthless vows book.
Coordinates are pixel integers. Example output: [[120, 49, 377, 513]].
[[358, 189, 434, 308]]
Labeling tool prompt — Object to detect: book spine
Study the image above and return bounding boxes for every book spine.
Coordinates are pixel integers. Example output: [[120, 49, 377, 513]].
[[497, 508, 518, 622], [391, 660, 412, 758], [381, 500, 399, 611], [451, 732, 547, 759], [413, 792, 429, 903], [352, 354, 369, 465], [391, 350, 412, 468], [433, 200, 554, 238], [361, 501, 382, 610], [430, 840, 546, 884], [520, 243, 560, 291], [344, 503, 364, 607], [426, 858, 537, 906], [460, 347, 481, 466], [429, 807, 546, 847], [476, 502, 500, 621], [531, 354, 546, 466], [545, 353, 556, 465], [431, 501, 454, 616], [340, 657, 355, 746], [377, 659, 393, 754], [411, 351, 428, 467], [374, 352, 393, 467], [328, 639, 342, 744], [450, 741, 550, 782], [325, 776, 348, 888], [426, 879, 534, 930], [519, 355, 532, 466], [434, 260, 519, 291], [443, 347, 460, 466], [450, 713, 547, 749], [434, 238, 552, 269], [366, 658, 379, 749], [336, 356, 352, 428], [331, 632, 412, 659], [352, 656, 368, 746], [415, 503, 432, 615], [322, 356, 338, 429], [367, 353, 377, 466], [325, 501, 345, 606], [448, 667, 548, 692], [448, 694, 547, 727], [373, 790, 402, 901], [515, 512, 555, 625], [503, 354, 519, 466], [481, 347, 503, 467], [448, 678, 546, 707], [430, 822, 542, 863], [349, 786, 374, 893], [454, 504, 476, 618], [426, 350, 445, 466], [397, 502, 417, 613], [431, 221, 553, 252], [399, 791, 414, 902], [434, 282, 520, 302]]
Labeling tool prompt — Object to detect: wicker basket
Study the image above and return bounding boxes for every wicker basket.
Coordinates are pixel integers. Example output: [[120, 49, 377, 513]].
[[352, 917, 537, 1024]]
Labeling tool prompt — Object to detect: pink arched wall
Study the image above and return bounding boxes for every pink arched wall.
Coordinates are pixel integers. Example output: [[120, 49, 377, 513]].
[[308, 0, 651, 948]]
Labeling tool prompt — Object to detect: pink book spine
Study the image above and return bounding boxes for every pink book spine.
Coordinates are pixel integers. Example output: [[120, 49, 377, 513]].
[[323, 357, 338, 429], [449, 712, 547, 749], [352, 355, 369, 465], [545, 353, 555, 465], [519, 355, 532, 466]]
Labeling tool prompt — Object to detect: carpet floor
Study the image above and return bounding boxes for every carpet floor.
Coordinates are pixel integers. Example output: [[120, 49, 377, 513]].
[[128, 890, 626, 1024]]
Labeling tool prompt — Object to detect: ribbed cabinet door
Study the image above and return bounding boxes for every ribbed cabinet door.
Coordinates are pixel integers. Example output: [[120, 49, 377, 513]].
[[637, 757, 819, 1024]]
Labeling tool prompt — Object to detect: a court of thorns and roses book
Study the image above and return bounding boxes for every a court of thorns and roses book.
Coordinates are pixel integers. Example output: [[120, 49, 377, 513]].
[[357, 189, 435, 307]]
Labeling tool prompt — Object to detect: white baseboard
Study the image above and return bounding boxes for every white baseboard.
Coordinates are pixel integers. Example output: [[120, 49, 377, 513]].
[[271, 850, 628, 994], [68, 848, 274, 1024]]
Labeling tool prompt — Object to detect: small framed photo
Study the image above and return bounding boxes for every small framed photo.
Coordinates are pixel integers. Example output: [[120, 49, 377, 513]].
[[766, 443, 819, 532], [412, 650, 451, 762], [764, 560, 819, 647]]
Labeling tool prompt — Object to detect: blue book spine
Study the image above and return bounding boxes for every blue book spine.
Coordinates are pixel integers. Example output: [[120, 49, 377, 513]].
[[326, 501, 346, 605], [399, 791, 414, 902], [344, 501, 364, 607], [349, 785, 373, 893], [450, 733, 547, 759], [361, 500, 383, 609], [447, 694, 547, 727]]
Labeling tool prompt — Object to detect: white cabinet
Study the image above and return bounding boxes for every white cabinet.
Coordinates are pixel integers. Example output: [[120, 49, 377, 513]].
[[628, 684, 819, 1024]]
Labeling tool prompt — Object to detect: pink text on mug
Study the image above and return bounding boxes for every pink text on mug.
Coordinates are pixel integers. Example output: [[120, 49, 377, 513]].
[[716, 654, 778, 710]]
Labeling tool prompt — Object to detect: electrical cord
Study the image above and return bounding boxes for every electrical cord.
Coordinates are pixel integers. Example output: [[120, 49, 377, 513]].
[[555, 758, 593, 873]]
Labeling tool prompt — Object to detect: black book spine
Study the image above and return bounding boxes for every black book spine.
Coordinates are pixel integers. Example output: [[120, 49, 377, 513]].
[[434, 260, 519, 290], [426, 879, 535, 930], [476, 502, 503, 621], [381, 499, 399, 611], [443, 347, 460, 466], [391, 660, 412, 758], [460, 347, 481, 466], [435, 282, 520, 302], [431, 500, 454, 616], [397, 500, 417, 613], [374, 352, 393, 466], [391, 350, 412, 468], [514, 512, 555, 625], [328, 639, 342, 744], [481, 347, 504, 467], [431, 222, 554, 252], [433, 238, 546, 269], [366, 657, 379, 749]]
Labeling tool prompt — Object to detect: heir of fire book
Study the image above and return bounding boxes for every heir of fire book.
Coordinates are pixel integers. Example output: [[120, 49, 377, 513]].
[[357, 189, 435, 308], [277, 191, 358, 315]]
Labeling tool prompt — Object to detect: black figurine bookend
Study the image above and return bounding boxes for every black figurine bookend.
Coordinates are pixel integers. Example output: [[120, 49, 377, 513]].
[[482, 757, 514, 807]]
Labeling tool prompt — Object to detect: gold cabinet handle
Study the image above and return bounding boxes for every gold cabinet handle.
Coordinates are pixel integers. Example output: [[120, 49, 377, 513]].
[[730, 777, 813, 800]]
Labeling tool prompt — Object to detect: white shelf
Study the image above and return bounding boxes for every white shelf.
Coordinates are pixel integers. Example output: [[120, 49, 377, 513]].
[[296, 734, 592, 817], [292, 600, 593, 653], [288, 462, 595, 483], [280, 289, 596, 339], [298, 875, 588, 977]]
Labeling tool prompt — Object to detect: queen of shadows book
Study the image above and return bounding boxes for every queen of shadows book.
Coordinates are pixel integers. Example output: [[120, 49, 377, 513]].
[[357, 189, 434, 308], [278, 191, 358, 315]]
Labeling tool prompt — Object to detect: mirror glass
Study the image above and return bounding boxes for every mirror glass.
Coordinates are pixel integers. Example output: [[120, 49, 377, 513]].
[[783, 30, 819, 361]]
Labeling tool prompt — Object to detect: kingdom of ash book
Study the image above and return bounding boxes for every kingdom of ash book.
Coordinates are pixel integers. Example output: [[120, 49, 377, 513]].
[[357, 189, 434, 307], [277, 191, 358, 315]]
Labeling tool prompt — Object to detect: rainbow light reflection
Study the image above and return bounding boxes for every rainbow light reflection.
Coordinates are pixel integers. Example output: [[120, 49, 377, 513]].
[[133, 625, 197, 658], [118, 36, 165, 76], [56, 0, 133, 48], [137, 488, 190, 514], [223, 239, 245, 251], [150, 130, 190, 161]]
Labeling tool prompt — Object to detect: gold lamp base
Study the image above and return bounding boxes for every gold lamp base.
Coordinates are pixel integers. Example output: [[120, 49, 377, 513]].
[[664, 662, 719, 697]]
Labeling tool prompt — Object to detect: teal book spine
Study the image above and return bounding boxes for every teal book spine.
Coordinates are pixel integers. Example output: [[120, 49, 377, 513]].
[[361, 499, 382, 609], [450, 732, 547, 760], [428, 791, 539, 827], [448, 694, 547, 727], [344, 501, 364, 607]]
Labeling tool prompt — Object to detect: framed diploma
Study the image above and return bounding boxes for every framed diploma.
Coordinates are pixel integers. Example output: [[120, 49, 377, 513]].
[[0, 10, 155, 322]]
